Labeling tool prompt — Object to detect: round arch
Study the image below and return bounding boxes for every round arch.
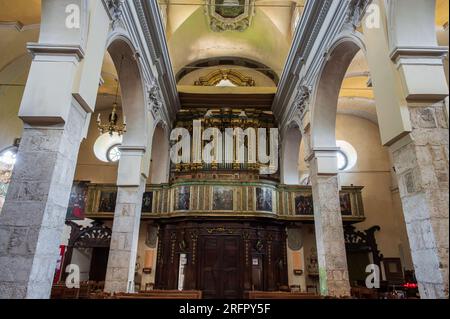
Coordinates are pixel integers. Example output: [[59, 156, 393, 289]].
[[310, 33, 366, 150], [149, 121, 170, 184], [106, 32, 148, 149], [280, 121, 303, 185]]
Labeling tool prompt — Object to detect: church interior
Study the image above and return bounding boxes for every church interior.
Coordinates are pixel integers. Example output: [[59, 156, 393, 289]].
[[0, 0, 448, 300]]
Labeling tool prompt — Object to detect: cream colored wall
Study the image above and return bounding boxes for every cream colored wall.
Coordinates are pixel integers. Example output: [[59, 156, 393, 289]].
[[335, 114, 412, 269], [286, 244, 306, 291], [0, 28, 39, 151], [0, 71, 25, 151], [295, 114, 413, 277], [74, 110, 121, 184], [301, 225, 320, 292], [137, 222, 158, 290]]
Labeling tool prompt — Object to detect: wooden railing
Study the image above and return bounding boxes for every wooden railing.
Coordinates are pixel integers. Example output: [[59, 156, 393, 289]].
[[84, 182, 365, 222]]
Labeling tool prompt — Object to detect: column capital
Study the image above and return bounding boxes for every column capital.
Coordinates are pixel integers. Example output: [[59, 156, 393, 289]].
[[117, 146, 147, 186], [306, 147, 339, 175], [389, 46, 449, 101]]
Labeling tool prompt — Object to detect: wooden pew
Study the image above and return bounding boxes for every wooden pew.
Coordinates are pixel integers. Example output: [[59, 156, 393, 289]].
[[50, 284, 65, 299], [113, 290, 203, 300], [245, 291, 322, 299]]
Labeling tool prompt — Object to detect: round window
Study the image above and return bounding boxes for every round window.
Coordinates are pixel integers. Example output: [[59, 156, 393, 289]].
[[336, 150, 349, 171], [336, 140, 357, 171], [93, 132, 123, 163], [107, 144, 122, 162]]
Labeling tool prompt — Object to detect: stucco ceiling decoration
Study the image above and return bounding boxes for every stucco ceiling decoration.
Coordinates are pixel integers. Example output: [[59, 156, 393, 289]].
[[194, 69, 256, 86], [176, 57, 279, 86], [205, 0, 256, 32]]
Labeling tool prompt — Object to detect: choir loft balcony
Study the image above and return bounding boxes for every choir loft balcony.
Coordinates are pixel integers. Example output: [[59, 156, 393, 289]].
[[82, 182, 365, 223]]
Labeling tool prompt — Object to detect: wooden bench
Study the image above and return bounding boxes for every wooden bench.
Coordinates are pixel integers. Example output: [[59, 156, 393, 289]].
[[351, 287, 379, 299], [51, 281, 106, 299], [113, 290, 203, 300], [245, 291, 322, 299]]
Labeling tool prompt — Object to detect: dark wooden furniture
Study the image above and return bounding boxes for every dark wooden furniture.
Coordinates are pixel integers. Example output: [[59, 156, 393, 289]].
[[51, 281, 105, 299], [114, 290, 202, 299], [344, 225, 383, 285], [351, 287, 379, 299], [155, 221, 289, 299], [245, 291, 321, 299], [62, 221, 112, 282], [383, 258, 404, 285], [50, 284, 65, 299]]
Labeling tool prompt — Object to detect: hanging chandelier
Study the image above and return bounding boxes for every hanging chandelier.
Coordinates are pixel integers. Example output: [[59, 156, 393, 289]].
[[96, 102, 126, 136], [96, 56, 127, 136]]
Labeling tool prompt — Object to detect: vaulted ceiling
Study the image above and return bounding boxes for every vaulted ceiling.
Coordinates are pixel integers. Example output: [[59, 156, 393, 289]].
[[160, 0, 305, 88], [0, 0, 448, 117]]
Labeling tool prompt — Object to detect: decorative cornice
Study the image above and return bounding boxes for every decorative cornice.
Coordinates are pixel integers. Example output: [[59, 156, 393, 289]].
[[134, 0, 180, 125], [390, 46, 449, 62], [272, 0, 333, 122], [305, 147, 340, 162], [27, 43, 85, 61], [274, 0, 363, 131]]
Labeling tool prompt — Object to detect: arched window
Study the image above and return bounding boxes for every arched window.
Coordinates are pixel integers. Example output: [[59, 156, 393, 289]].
[[0, 146, 18, 212]]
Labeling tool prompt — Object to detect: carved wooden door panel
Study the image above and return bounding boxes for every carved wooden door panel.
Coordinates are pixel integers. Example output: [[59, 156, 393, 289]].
[[199, 235, 242, 299], [200, 236, 220, 298], [222, 237, 241, 299]]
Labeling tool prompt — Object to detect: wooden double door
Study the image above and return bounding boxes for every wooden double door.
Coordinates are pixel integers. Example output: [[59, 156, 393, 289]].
[[200, 235, 242, 299], [155, 220, 288, 299]]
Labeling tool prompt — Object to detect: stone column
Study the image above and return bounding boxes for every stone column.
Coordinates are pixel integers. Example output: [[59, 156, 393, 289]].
[[104, 147, 147, 293], [0, 102, 87, 298], [390, 102, 449, 299], [308, 149, 351, 297]]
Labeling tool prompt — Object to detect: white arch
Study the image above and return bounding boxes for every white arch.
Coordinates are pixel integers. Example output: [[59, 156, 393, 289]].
[[149, 121, 170, 184], [309, 31, 366, 150], [106, 31, 149, 149], [280, 121, 303, 185]]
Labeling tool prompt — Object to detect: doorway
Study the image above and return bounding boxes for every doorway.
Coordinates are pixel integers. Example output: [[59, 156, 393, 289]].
[[89, 247, 110, 282], [199, 235, 242, 299]]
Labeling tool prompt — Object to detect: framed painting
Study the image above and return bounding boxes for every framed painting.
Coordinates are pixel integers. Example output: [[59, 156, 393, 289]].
[[212, 186, 234, 211], [340, 193, 352, 216], [66, 181, 89, 220], [256, 187, 273, 212], [294, 194, 314, 215], [98, 190, 117, 213], [142, 191, 153, 213], [176, 186, 190, 211]]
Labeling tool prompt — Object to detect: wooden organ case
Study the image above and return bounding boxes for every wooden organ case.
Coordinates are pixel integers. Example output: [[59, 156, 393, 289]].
[[154, 221, 288, 299]]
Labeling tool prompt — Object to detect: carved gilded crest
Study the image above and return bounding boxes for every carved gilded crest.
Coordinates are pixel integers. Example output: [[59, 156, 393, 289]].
[[205, 0, 256, 32]]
